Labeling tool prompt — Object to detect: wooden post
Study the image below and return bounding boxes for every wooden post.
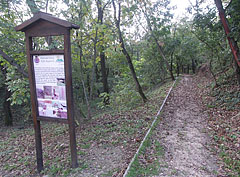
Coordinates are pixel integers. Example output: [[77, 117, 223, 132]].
[[64, 31, 78, 168], [26, 36, 44, 172]]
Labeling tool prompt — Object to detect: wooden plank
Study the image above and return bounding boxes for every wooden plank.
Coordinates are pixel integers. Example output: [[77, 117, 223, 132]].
[[30, 50, 64, 55], [25, 20, 68, 37], [15, 11, 79, 32], [37, 116, 68, 123]]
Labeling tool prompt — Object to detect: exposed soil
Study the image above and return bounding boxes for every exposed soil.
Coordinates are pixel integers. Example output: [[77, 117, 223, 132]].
[[153, 75, 219, 176]]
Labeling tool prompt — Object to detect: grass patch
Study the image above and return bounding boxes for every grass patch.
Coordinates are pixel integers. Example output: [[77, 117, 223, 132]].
[[126, 113, 166, 177]]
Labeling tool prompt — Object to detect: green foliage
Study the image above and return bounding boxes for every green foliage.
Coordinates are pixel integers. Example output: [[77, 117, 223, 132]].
[[97, 92, 110, 109], [109, 76, 141, 111], [0, 71, 4, 88], [5, 68, 30, 106]]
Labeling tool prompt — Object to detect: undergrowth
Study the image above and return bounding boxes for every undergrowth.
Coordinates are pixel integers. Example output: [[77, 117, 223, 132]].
[[201, 74, 240, 176], [0, 79, 173, 176]]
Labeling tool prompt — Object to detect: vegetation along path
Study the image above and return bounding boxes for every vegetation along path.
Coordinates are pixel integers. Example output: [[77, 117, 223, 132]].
[[154, 75, 219, 176]]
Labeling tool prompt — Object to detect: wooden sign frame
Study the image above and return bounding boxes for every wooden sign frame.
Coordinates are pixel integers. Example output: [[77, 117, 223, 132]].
[[15, 12, 79, 172]]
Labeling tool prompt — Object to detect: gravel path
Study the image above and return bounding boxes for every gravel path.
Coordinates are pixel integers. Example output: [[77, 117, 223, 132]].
[[155, 75, 219, 176]]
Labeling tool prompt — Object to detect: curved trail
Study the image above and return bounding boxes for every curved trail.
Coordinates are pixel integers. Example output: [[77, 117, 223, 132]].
[[155, 75, 219, 176]]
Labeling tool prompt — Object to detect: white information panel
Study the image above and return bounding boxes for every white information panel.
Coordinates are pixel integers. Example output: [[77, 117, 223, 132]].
[[33, 55, 67, 119]]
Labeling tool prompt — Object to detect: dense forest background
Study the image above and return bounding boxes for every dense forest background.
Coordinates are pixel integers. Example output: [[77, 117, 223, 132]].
[[0, 0, 240, 126]]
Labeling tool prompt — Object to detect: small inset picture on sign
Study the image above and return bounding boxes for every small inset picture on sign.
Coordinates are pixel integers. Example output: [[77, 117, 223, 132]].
[[43, 86, 52, 99], [52, 87, 59, 100], [34, 56, 40, 63], [57, 78, 65, 86], [36, 88, 44, 99], [56, 110, 67, 119]]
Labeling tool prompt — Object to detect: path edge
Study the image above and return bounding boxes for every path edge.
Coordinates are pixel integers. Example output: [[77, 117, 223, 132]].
[[123, 78, 178, 177]]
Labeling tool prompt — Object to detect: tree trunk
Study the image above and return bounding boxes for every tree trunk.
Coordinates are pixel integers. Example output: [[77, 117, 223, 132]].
[[177, 62, 180, 76], [77, 27, 91, 119], [141, 2, 175, 81], [95, 65, 101, 97], [100, 52, 109, 94], [112, 0, 147, 103], [100, 52, 110, 104], [96, 0, 110, 104], [3, 84, 13, 126], [26, 0, 39, 14], [192, 58, 196, 74], [87, 74, 90, 96], [170, 49, 175, 80], [90, 33, 97, 100], [209, 59, 219, 87], [152, 34, 175, 81], [234, 59, 240, 85], [214, 0, 240, 67], [0, 64, 13, 126], [0, 49, 28, 78]]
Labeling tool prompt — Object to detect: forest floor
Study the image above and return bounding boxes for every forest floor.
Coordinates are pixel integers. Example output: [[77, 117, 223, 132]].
[[0, 79, 173, 176], [0, 75, 239, 177]]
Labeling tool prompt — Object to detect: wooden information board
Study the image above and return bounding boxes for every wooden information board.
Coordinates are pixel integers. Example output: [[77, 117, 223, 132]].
[[15, 12, 79, 172]]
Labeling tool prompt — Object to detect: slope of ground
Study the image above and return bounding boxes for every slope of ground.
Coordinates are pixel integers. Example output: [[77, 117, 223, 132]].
[[200, 76, 240, 176], [0, 80, 173, 176]]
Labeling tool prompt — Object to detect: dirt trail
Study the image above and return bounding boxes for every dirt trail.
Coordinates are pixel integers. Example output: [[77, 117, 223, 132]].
[[155, 75, 219, 176]]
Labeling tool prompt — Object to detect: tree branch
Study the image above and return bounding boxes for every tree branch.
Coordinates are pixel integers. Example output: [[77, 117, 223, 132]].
[[0, 49, 28, 77]]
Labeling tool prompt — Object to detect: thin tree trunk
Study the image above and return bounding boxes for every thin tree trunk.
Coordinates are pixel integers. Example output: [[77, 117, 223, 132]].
[[100, 52, 110, 104], [90, 32, 97, 100], [170, 48, 175, 80], [177, 62, 180, 76], [26, 0, 39, 14], [96, 0, 110, 104], [77, 8, 91, 119], [112, 0, 147, 103], [0, 64, 13, 126], [3, 84, 12, 126], [141, 2, 175, 81], [215, 0, 240, 67], [80, 39, 91, 119], [0, 49, 28, 77], [209, 59, 219, 87], [192, 58, 196, 74], [234, 59, 240, 85], [79, 47, 91, 119], [152, 34, 175, 80], [79, 53, 91, 119], [100, 52, 109, 94]]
